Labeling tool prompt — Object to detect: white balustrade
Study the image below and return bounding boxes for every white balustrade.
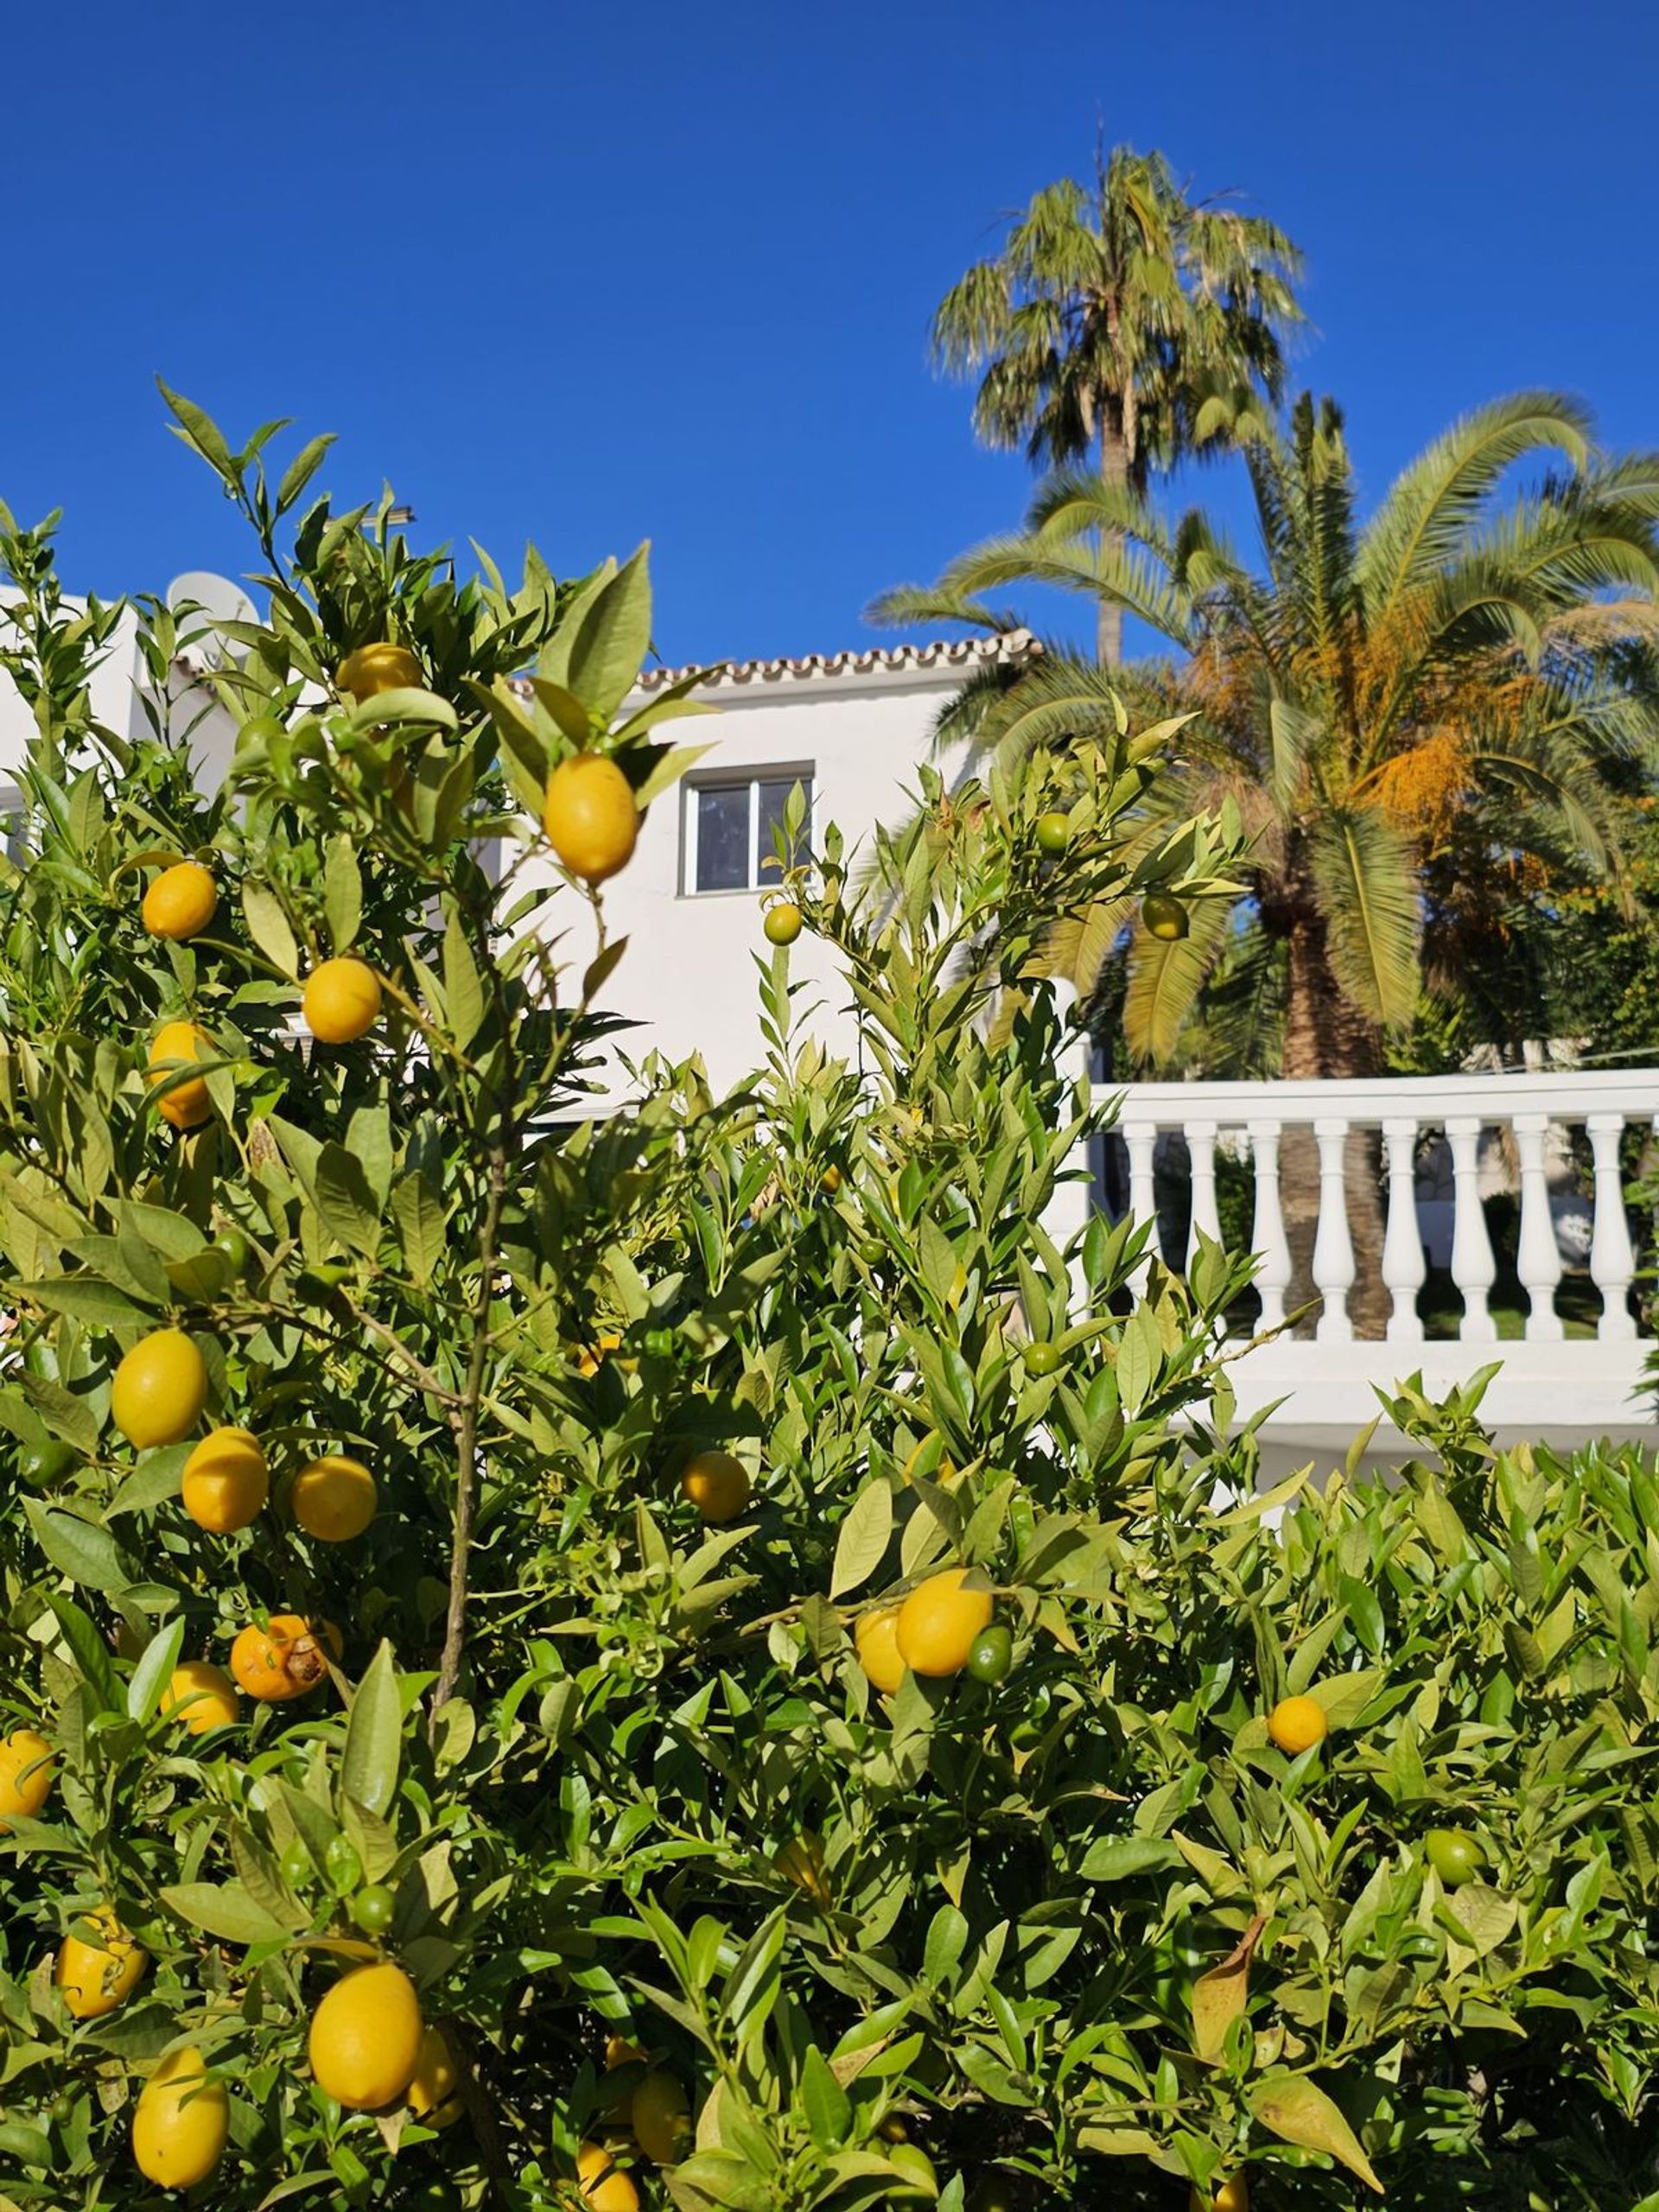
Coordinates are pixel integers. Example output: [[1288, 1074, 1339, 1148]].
[[1098, 1068, 1658, 1455]]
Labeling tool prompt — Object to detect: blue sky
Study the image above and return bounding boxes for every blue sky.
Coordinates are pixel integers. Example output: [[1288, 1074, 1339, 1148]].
[[5, 0, 1657, 669]]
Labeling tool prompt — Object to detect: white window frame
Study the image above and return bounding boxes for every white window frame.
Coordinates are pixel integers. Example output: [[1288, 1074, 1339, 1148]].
[[680, 764, 816, 897]]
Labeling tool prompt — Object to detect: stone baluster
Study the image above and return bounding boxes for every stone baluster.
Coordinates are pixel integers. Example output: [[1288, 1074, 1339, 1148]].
[[1247, 1118, 1291, 1334], [1512, 1111, 1563, 1342], [1185, 1119, 1221, 1270], [1381, 1116, 1426, 1344], [1587, 1111, 1637, 1341], [1312, 1116, 1356, 1343], [1124, 1122, 1159, 1294], [1446, 1116, 1497, 1343]]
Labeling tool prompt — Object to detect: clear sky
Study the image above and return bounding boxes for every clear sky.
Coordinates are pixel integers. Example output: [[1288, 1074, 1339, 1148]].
[[5, 0, 1657, 670]]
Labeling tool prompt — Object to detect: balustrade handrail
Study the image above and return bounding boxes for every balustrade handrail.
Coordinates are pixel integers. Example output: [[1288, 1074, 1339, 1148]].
[[1110, 1067, 1659, 1122]]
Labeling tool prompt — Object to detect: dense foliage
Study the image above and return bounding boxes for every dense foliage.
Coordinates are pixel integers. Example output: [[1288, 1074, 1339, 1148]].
[[0, 410, 1657, 2212]]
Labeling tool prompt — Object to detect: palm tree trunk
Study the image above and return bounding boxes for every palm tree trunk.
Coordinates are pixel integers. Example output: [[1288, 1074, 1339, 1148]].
[[1278, 914, 1391, 1338], [1097, 422, 1127, 667]]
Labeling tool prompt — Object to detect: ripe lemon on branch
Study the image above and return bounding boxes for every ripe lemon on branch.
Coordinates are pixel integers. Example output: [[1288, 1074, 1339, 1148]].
[[543, 755, 639, 883], [142, 861, 217, 941]]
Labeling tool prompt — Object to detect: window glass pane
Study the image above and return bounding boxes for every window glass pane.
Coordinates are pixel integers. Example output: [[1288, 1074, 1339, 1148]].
[[756, 777, 806, 883], [695, 784, 751, 892]]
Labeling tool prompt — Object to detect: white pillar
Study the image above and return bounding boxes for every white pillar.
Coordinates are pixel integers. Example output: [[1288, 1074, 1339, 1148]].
[[1124, 1122, 1158, 1295], [1248, 1118, 1291, 1334], [1588, 1111, 1637, 1341], [1382, 1116, 1426, 1344], [1513, 1111, 1563, 1343], [1446, 1116, 1497, 1343], [1312, 1116, 1355, 1344], [1186, 1119, 1221, 1269]]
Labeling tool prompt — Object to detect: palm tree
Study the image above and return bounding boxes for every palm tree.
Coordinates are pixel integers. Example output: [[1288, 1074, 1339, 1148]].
[[930, 145, 1304, 664], [876, 391, 1659, 1329]]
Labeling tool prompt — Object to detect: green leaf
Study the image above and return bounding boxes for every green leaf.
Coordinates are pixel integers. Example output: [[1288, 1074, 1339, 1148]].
[[1251, 2073, 1383, 2193], [160, 1880, 293, 1947], [242, 882, 300, 978], [323, 836, 363, 953], [564, 543, 653, 721], [157, 382, 236, 483], [1079, 1835, 1179, 1883], [48, 1596, 121, 1714], [830, 1482, 893, 1599], [128, 1618, 187, 1724], [14, 1276, 152, 1327], [276, 433, 335, 516], [340, 1640, 402, 1819], [442, 907, 486, 1052], [23, 1502, 135, 1593], [390, 1173, 447, 1288], [798, 2045, 852, 2152], [315, 1144, 383, 1259]]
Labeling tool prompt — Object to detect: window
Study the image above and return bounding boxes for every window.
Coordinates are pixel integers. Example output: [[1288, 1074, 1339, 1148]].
[[682, 768, 813, 894]]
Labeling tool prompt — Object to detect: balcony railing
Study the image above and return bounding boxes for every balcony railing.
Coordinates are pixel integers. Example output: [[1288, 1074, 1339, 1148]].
[[1098, 1069, 1659, 1459]]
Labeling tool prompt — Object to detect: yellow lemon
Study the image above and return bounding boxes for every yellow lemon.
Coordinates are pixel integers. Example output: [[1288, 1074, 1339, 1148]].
[[543, 756, 639, 883], [407, 2023, 462, 2128], [302, 957, 382, 1044], [162, 1661, 238, 1737], [576, 2141, 640, 2210], [894, 1567, 994, 1679], [290, 1454, 377, 1542], [631, 2069, 692, 2165], [181, 1427, 268, 1533], [0, 1728, 53, 1827], [146, 1020, 215, 1131], [142, 861, 218, 942], [131, 2045, 228, 2187], [1191, 2178, 1249, 2212], [112, 1330, 207, 1450], [1268, 1694, 1329, 1756], [679, 1449, 751, 1523], [56, 1905, 146, 2018], [308, 1961, 423, 2109], [855, 1605, 906, 1694], [336, 643, 423, 701]]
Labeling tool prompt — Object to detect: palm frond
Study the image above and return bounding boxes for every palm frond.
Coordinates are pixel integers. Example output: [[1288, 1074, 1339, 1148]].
[[1122, 890, 1235, 1065], [865, 583, 1020, 634], [1307, 807, 1422, 1031]]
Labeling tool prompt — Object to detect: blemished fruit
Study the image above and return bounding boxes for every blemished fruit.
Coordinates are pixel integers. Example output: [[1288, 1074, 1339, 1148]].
[[774, 1832, 831, 1903], [1141, 889, 1190, 941], [112, 1329, 207, 1450], [1034, 810, 1071, 855], [142, 861, 218, 941], [967, 1624, 1014, 1684], [291, 1454, 377, 1541], [1191, 2177, 1249, 2212], [764, 902, 803, 945], [308, 1961, 423, 2109], [131, 2046, 228, 2188], [1268, 1693, 1330, 1755], [680, 1449, 752, 1523], [337, 642, 423, 701], [56, 1906, 146, 2018], [1426, 1827, 1487, 1888], [631, 2068, 693, 2164], [1021, 1339, 1061, 1377], [181, 1427, 269, 1533], [895, 1567, 995, 1678], [855, 1605, 906, 1695], [162, 1661, 238, 1736], [350, 1884, 397, 1936], [147, 1020, 214, 1131], [543, 755, 639, 883], [575, 2141, 640, 2210], [0, 1728, 54, 1827], [302, 957, 382, 1044], [407, 2023, 462, 2126], [230, 1614, 340, 1701]]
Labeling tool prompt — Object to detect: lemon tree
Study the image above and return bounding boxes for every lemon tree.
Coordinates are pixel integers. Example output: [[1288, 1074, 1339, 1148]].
[[0, 396, 1656, 2212]]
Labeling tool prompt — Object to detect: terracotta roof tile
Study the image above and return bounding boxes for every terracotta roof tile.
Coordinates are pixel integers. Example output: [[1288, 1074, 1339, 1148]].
[[632, 629, 1041, 693]]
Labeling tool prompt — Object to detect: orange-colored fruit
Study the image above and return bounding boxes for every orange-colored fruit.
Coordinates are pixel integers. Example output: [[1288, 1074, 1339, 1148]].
[[229, 1614, 340, 1701], [679, 1449, 752, 1523], [111, 1329, 207, 1450], [0, 1728, 54, 1827], [56, 1905, 146, 2018], [162, 1661, 238, 1736], [290, 1454, 377, 1542], [576, 2141, 640, 2210], [855, 1605, 906, 1695], [131, 2045, 228, 2186], [543, 756, 639, 883], [336, 643, 423, 702], [142, 861, 218, 942], [302, 957, 382, 1044], [632, 2069, 692, 2164], [308, 1961, 423, 2109], [407, 2024, 463, 2127], [1190, 2177, 1249, 2212], [894, 1567, 994, 1679], [147, 1020, 215, 1131], [1268, 1694, 1329, 1756], [181, 1427, 268, 1532]]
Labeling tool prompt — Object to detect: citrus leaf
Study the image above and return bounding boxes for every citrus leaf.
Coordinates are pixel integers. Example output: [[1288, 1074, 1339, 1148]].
[[23, 1503, 136, 1593], [1079, 1836, 1178, 1883], [242, 883, 299, 978], [340, 1640, 402, 1819], [14, 1277, 152, 1327], [830, 1482, 893, 1599], [1251, 2073, 1383, 2193], [323, 836, 362, 953], [1191, 1914, 1265, 2063], [161, 1880, 293, 1947], [127, 1618, 186, 1724]]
